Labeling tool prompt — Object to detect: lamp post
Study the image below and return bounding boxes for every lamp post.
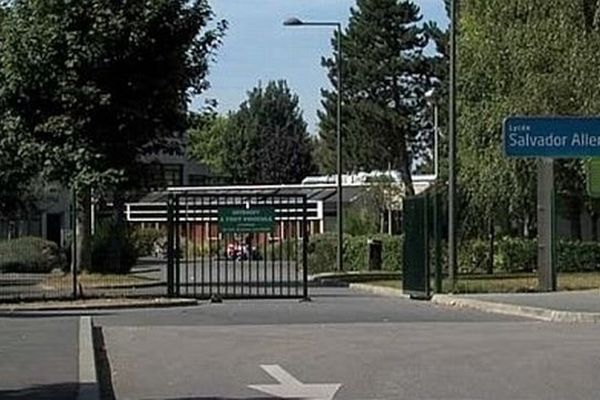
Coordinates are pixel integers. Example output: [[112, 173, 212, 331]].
[[448, 0, 458, 290], [426, 89, 443, 293], [284, 17, 344, 272]]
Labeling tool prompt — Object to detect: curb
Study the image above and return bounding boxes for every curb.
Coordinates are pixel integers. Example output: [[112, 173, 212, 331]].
[[431, 295, 600, 323], [349, 283, 410, 299], [349, 283, 600, 323], [78, 316, 100, 400], [0, 298, 199, 312]]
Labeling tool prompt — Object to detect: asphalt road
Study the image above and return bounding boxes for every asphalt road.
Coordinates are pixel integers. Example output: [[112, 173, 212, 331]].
[[91, 288, 595, 400], [0, 317, 78, 400], [4, 288, 600, 400]]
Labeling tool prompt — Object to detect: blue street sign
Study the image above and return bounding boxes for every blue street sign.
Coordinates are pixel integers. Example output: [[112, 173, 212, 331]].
[[503, 116, 600, 158]]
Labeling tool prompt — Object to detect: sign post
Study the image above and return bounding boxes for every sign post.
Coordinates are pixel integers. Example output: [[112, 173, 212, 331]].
[[504, 116, 600, 291], [537, 158, 556, 291]]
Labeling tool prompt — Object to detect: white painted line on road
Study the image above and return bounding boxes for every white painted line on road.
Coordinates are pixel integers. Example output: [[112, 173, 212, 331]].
[[249, 364, 341, 400], [78, 316, 100, 400]]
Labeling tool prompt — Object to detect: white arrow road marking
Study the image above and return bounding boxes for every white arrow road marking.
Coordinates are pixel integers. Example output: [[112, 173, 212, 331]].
[[249, 364, 342, 400]]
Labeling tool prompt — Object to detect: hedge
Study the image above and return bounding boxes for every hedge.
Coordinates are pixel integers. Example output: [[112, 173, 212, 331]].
[[131, 227, 164, 257], [91, 222, 137, 274], [307, 234, 600, 275], [307, 234, 403, 274], [458, 237, 600, 274], [0, 236, 67, 273]]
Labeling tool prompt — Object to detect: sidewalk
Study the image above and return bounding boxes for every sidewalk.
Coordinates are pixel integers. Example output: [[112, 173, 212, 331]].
[[432, 290, 600, 323], [350, 284, 600, 322]]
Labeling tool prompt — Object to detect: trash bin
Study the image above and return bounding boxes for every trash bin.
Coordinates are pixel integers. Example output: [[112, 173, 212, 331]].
[[368, 239, 382, 271]]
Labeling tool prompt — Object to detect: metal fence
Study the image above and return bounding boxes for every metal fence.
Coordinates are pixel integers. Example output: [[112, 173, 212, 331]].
[[166, 192, 309, 300]]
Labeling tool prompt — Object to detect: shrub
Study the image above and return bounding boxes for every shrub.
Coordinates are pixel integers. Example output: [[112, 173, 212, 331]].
[[458, 239, 491, 274], [131, 227, 164, 257], [0, 236, 67, 273], [307, 234, 402, 274], [91, 222, 137, 274], [557, 240, 600, 272], [307, 233, 337, 274], [456, 237, 600, 274], [494, 237, 537, 272]]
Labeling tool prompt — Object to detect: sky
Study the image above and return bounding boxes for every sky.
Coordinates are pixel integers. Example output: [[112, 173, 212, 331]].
[[196, 0, 449, 133]]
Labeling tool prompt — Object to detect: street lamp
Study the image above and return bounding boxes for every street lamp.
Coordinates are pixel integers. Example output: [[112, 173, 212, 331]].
[[449, 0, 458, 290], [425, 89, 443, 293], [284, 17, 344, 272]]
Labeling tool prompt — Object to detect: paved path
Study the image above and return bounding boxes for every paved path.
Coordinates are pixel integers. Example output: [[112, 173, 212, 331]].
[[459, 290, 600, 312], [0, 317, 78, 400]]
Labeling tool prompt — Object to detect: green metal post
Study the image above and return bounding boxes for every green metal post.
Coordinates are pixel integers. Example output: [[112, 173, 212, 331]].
[[434, 189, 442, 293], [72, 187, 78, 300]]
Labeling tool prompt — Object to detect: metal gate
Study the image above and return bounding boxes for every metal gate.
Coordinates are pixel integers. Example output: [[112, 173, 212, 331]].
[[403, 194, 431, 299], [166, 192, 309, 300]]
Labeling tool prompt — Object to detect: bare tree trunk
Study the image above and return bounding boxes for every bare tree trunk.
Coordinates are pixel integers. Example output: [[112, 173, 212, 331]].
[[108, 192, 126, 273], [76, 188, 92, 271], [568, 196, 582, 240], [591, 212, 599, 241]]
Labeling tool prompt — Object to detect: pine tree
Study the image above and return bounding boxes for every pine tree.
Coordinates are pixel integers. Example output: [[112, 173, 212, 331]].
[[317, 0, 437, 195], [221, 81, 317, 184]]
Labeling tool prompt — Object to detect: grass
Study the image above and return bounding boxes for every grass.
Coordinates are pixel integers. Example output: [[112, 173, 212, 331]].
[[368, 272, 600, 294], [41, 272, 158, 290]]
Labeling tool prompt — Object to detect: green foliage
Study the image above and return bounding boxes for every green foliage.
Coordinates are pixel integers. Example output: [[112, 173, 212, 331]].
[[131, 228, 164, 257], [0, 236, 67, 273], [217, 80, 316, 184], [458, 0, 600, 237], [344, 205, 379, 236], [188, 114, 230, 176], [556, 240, 600, 273], [318, 0, 439, 194], [458, 237, 600, 274], [0, 0, 226, 191], [307, 234, 402, 274], [91, 222, 137, 274], [494, 237, 537, 273]]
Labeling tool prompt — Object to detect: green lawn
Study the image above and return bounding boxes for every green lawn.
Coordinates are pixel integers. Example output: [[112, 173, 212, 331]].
[[369, 272, 600, 294]]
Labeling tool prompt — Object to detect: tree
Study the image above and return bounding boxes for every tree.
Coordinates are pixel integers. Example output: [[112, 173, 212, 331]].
[[0, 0, 226, 267], [318, 0, 438, 195], [207, 80, 316, 184], [457, 0, 600, 238], [189, 113, 230, 177]]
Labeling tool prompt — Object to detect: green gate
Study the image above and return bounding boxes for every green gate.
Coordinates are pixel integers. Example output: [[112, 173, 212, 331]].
[[403, 194, 431, 299]]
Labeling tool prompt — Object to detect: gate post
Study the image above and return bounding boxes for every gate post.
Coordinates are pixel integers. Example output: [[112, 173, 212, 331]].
[[167, 194, 175, 297], [402, 195, 431, 299], [302, 195, 310, 301], [174, 195, 181, 297]]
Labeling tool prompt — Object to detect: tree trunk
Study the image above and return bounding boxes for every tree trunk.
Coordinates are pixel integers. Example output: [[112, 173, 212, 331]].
[[391, 78, 415, 197], [108, 193, 126, 272], [76, 188, 92, 272], [487, 216, 494, 275], [400, 155, 415, 197], [591, 212, 599, 241], [568, 197, 582, 240]]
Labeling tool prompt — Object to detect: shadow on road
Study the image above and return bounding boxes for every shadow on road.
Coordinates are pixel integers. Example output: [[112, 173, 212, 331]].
[[0, 383, 78, 400]]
